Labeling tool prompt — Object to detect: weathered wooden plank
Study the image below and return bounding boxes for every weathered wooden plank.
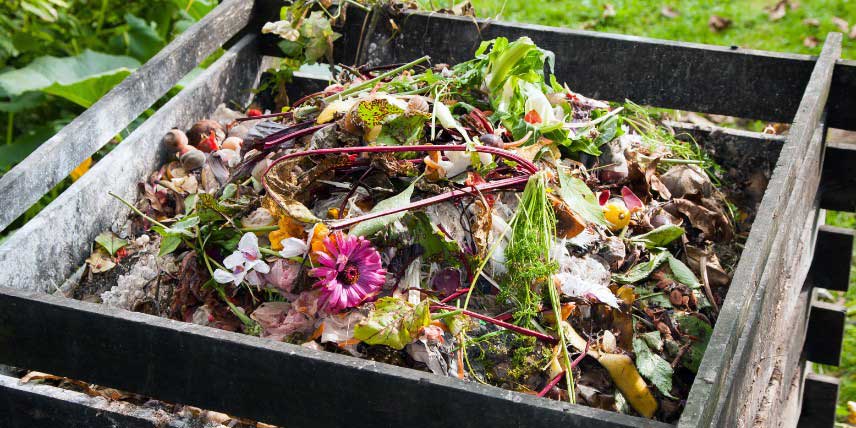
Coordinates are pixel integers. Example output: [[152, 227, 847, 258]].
[[679, 33, 841, 428], [804, 301, 846, 366], [0, 0, 255, 232], [809, 225, 855, 292], [820, 142, 856, 212], [0, 374, 164, 428], [0, 35, 264, 293], [797, 372, 840, 428], [0, 287, 672, 428], [276, 6, 856, 130]]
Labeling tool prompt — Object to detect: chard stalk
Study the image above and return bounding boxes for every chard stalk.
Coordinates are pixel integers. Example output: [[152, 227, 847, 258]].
[[486, 37, 536, 93]]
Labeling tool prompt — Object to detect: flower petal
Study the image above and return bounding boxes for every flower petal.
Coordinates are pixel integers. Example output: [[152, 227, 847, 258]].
[[213, 269, 235, 284], [223, 252, 244, 270], [279, 237, 309, 258]]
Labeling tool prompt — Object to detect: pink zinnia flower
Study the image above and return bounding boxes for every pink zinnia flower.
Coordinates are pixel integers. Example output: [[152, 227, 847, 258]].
[[309, 232, 387, 313]]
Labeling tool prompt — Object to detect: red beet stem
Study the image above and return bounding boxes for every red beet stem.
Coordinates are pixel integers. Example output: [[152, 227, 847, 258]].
[[236, 111, 293, 122], [570, 340, 590, 369], [537, 371, 565, 397], [439, 288, 471, 304], [431, 304, 558, 344], [263, 123, 332, 148]]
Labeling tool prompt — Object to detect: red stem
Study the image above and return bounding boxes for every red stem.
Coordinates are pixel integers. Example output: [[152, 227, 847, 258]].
[[537, 371, 565, 397], [431, 304, 558, 344], [439, 288, 471, 304], [263, 123, 332, 148], [235, 111, 293, 122]]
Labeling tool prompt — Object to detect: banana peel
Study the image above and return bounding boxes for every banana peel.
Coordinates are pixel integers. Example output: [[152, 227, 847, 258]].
[[561, 321, 658, 419]]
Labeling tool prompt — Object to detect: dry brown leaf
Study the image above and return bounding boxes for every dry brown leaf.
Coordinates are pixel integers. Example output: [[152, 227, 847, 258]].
[[660, 6, 679, 19], [20, 371, 63, 383], [685, 245, 731, 288], [803, 36, 819, 48], [802, 18, 820, 27], [664, 198, 733, 242], [767, 1, 787, 21], [85, 248, 116, 273], [832, 16, 850, 32], [708, 15, 732, 32], [659, 164, 713, 199]]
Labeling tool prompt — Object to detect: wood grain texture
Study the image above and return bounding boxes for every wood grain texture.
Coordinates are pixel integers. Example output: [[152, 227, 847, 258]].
[[0, 35, 264, 293], [0, 0, 254, 232], [0, 374, 163, 428], [0, 287, 673, 428], [679, 33, 841, 428]]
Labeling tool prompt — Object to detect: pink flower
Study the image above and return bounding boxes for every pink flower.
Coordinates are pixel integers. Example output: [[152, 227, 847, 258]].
[[213, 233, 270, 286], [309, 232, 387, 313]]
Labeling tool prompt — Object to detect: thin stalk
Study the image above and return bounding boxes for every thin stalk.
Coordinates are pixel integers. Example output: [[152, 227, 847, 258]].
[[109, 191, 168, 229], [431, 304, 558, 344], [343, 0, 371, 12], [323, 55, 431, 103], [240, 225, 279, 233], [537, 371, 564, 397], [259, 247, 281, 257]]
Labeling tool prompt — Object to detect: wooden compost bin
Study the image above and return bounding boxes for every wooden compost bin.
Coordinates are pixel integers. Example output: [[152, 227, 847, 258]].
[[1, 1, 855, 427]]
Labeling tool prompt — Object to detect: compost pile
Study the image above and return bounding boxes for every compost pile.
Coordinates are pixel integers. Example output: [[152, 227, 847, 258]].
[[79, 37, 744, 422]]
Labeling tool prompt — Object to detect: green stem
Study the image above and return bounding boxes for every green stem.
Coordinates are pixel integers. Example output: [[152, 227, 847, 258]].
[[342, 0, 371, 12], [96, 0, 108, 32], [431, 309, 463, 320], [259, 247, 281, 257], [6, 112, 12, 145], [108, 191, 168, 229], [323, 56, 431, 103]]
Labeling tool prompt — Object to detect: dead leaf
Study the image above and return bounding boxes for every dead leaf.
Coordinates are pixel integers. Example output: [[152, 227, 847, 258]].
[[685, 245, 731, 288], [602, 4, 616, 18], [708, 15, 732, 32], [803, 36, 819, 48], [767, 1, 787, 21], [660, 6, 679, 19], [659, 165, 713, 200], [663, 198, 733, 242], [85, 248, 116, 273], [802, 18, 820, 27], [20, 371, 63, 383], [832, 16, 850, 32]]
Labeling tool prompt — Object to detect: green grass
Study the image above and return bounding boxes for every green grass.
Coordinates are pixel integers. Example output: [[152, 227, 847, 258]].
[[469, 0, 856, 420], [471, 0, 856, 59]]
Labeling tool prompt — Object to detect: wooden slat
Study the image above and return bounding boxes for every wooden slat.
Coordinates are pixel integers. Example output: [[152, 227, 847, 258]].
[[0, 287, 672, 428], [820, 142, 856, 212], [809, 225, 855, 292], [0, 35, 264, 293], [804, 301, 846, 366], [0, 0, 255, 232], [270, 6, 856, 130], [679, 33, 841, 428], [0, 374, 162, 428], [797, 372, 840, 428]]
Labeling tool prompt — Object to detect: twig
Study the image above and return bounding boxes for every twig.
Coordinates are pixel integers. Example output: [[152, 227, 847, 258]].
[[699, 255, 719, 315]]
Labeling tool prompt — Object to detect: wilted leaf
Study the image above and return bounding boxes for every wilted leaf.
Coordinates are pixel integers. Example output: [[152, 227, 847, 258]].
[[349, 180, 416, 237], [95, 231, 128, 257], [0, 50, 139, 98], [353, 297, 431, 350], [613, 251, 668, 284], [631, 225, 684, 249], [85, 248, 116, 273], [676, 315, 712, 373], [633, 337, 674, 397], [557, 169, 610, 228]]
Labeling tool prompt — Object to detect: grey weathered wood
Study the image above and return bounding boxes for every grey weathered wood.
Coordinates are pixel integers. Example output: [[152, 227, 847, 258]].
[[820, 142, 856, 212], [0, 287, 672, 428], [0, 35, 264, 293], [0, 374, 166, 428], [804, 301, 846, 366], [0, 0, 254, 233], [679, 33, 841, 428], [809, 225, 855, 292], [797, 372, 840, 428], [287, 6, 856, 130]]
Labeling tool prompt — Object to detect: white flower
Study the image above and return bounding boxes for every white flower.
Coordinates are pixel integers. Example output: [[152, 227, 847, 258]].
[[213, 233, 271, 286], [262, 20, 300, 42], [277, 224, 322, 259]]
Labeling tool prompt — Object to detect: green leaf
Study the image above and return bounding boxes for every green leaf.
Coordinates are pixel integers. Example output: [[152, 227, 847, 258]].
[[0, 50, 139, 98], [667, 254, 700, 287], [94, 231, 128, 257], [633, 336, 675, 398], [403, 212, 460, 260], [557, 169, 610, 228], [353, 297, 431, 350], [355, 98, 404, 129], [0, 92, 46, 113], [377, 113, 428, 146], [158, 234, 182, 256], [349, 180, 416, 237], [220, 183, 237, 201], [43, 68, 132, 108], [613, 251, 668, 284], [640, 331, 663, 352], [631, 225, 685, 249], [124, 13, 165, 62], [675, 315, 713, 373]]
